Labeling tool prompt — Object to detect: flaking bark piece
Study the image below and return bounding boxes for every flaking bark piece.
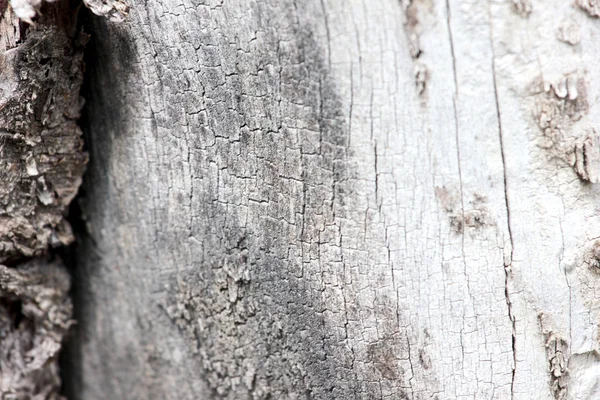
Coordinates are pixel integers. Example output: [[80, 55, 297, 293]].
[[10, 0, 128, 23], [0, 258, 73, 399], [83, 0, 128, 22]]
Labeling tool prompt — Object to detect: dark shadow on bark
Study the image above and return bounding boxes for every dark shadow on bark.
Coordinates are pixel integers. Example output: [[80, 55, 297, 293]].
[[60, 7, 136, 398]]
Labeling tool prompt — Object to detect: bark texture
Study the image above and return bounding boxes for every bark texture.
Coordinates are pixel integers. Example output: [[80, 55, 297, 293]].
[[0, 2, 86, 264], [62, 0, 600, 399], [0, 1, 84, 397], [0, 260, 72, 398]]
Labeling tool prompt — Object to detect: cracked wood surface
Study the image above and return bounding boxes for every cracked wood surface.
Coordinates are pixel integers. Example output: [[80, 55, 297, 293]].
[[64, 0, 600, 399]]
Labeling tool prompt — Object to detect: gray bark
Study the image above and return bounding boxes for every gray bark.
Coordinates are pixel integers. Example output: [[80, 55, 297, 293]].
[[0, 1, 85, 397], [4, 0, 600, 399], [0, 2, 86, 264], [63, 0, 600, 399]]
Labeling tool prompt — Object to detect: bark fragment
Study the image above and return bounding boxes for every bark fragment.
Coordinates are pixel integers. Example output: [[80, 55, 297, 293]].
[[10, 0, 128, 22], [574, 131, 600, 183], [0, 260, 72, 399], [531, 73, 599, 183], [577, 0, 600, 18], [82, 0, 128, 22], [557, 20, 581, 46], [545, 332, 570, 400]]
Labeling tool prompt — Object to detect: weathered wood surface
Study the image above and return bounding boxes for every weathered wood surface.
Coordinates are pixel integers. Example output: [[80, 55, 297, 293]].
[[63, 0, 600, 399]]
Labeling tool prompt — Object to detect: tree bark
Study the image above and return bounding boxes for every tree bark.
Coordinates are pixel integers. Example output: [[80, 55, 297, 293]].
[[0, 2, 86, 397], [5, 0, 600, 399]]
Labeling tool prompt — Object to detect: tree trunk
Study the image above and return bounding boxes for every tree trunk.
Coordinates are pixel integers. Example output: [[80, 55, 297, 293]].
[[4, 0, 600, 399]]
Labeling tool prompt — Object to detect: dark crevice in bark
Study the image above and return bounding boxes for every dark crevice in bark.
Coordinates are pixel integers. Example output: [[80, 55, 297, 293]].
[[487, 5, 517, 398], [58, 6, 97, 399], [58, 189, 87, 400]]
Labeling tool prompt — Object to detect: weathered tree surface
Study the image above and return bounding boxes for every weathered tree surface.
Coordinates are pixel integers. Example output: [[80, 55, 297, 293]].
[[0, 2, 86, 264], [0, 260, 73, 398], [0, 1, 86, 397], [47, 0, 600, 399]]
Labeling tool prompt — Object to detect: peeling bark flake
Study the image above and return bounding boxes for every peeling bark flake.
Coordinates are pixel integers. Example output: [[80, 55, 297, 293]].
[[0, 260, 72, 399], [9, 0, 128, 23], [530, 73, 600, 183], [577, 0, 600, 18], [545, 332, 570, 400]]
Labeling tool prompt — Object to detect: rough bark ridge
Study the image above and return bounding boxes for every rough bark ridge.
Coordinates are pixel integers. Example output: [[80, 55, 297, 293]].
[[0, 260, 73, 398], [0, 2, 86, 264], [0, 1, 85, 397]]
